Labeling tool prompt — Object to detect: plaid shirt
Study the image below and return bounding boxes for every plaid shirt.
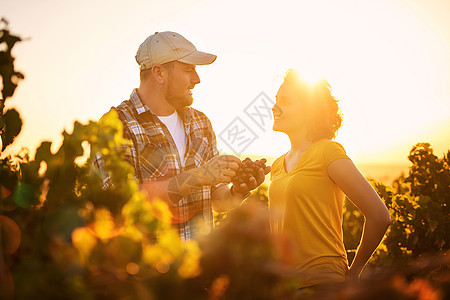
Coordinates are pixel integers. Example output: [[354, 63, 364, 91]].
[[94, 89, 221, 240]]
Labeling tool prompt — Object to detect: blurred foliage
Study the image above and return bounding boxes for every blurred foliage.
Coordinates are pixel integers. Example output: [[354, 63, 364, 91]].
[[301, 252, 449, 300], [342, 196, 364, 265], [1, 22, 449, 300], [0, 18, 24, 151], [201, 200, 296, 300], [0, 107, 211, 299]]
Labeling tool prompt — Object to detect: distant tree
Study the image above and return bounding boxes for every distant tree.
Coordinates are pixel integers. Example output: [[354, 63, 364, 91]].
[[368, 143, 449, 266]]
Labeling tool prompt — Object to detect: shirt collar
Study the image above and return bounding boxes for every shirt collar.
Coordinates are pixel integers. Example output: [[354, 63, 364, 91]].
[[130, 89, 153, 115], [130, 88, 193, 124]]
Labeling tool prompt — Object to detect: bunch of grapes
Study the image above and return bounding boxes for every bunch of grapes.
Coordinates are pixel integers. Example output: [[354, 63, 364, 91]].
[[232, 157, 267, 186]]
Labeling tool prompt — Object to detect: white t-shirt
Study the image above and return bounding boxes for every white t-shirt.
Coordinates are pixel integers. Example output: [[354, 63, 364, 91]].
[[158, 110, 186, 167]]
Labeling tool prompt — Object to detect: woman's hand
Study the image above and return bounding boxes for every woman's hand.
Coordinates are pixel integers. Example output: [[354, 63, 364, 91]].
[[232, 164, 271, 196]]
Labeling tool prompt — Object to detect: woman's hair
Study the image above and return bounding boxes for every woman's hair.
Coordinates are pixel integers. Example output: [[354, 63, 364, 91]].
[[282, 69, 343, 141]]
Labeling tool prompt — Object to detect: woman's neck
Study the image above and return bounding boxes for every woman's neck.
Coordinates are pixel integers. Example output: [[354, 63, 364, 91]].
[[288, 130, 312, 155]]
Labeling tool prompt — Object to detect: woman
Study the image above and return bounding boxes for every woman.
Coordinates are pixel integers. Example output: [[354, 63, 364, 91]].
[[268, 69, 391, 290]]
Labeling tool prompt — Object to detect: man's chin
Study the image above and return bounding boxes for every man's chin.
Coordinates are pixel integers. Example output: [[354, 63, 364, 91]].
[[184, 96, 194, 107], [179, 94, 194, 106], [168, 96, 194, 108]]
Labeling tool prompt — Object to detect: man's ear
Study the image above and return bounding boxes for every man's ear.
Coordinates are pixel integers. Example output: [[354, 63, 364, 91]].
[[151, 65, 168, 84]]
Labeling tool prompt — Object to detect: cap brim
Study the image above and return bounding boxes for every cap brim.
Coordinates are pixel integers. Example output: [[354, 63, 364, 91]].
[[178, 50, 217, 65]]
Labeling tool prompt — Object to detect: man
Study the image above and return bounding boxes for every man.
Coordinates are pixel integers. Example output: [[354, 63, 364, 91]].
[[94, 31, 270, 240]]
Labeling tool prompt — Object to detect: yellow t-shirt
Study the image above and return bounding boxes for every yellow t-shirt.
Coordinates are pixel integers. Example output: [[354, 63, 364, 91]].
[[268, 139, 350, 288]]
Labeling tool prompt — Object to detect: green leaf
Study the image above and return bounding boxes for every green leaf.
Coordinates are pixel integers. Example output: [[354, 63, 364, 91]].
[[35, 141, 53, 163], [1, 108, 22, 151], [13, 182, 39, 208], [43, 204, 85, 243], [0, 99, 5, 131]]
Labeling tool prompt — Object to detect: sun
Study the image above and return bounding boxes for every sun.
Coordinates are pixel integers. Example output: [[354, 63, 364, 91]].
[[300, 69, 324, 86]]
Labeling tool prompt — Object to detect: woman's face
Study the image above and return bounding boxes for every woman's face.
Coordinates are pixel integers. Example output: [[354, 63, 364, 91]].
[[272, 83, 306, 134]]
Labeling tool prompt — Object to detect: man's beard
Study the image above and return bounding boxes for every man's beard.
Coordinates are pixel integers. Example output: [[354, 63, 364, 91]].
[[166, 94, 193, 108], [166, 82, 194, 108]]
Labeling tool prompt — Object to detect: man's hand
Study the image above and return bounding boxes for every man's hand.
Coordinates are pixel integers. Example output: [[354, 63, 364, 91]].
[[189, 155, 241, 186]]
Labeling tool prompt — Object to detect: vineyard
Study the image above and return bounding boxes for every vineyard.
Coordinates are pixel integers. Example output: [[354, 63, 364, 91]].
[[1, 23, 449, 300]]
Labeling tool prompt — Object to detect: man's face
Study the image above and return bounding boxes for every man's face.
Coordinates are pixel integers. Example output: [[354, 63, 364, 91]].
[[165, 61, 201, 108]]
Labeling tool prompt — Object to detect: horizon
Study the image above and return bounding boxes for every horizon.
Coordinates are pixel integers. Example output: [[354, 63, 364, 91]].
[[221, 152, 414, 186]]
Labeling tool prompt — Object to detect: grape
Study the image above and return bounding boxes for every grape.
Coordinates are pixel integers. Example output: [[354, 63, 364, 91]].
[[231, 157, 267, 186]]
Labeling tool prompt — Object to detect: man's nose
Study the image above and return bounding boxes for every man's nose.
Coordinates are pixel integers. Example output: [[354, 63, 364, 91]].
[[192, 69, 200, 85]]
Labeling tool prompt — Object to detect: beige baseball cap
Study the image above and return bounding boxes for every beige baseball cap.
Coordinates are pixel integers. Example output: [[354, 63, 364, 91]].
[[135, 31, 217, 70]]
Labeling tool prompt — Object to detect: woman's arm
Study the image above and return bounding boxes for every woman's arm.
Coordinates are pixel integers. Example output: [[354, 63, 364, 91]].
[[327, 158, 391, 279], [211, 165, 271, 213]]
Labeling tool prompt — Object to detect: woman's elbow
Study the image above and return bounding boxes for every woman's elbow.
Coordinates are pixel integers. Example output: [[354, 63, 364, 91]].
[[374, 197, 392, 229], [367, 208, 391, 230], [383, 216, 392, 231], [379, 209, 392, 230]]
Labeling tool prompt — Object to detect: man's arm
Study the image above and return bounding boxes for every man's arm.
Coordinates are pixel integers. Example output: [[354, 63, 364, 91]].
[[140, 154, 241, 205]]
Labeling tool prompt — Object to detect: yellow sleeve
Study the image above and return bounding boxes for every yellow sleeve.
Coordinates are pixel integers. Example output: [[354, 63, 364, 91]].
[[323, 141, 350, 167]]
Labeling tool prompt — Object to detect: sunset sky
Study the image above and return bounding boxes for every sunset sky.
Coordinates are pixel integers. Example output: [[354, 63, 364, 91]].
[[2, 0, 449, 166]]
